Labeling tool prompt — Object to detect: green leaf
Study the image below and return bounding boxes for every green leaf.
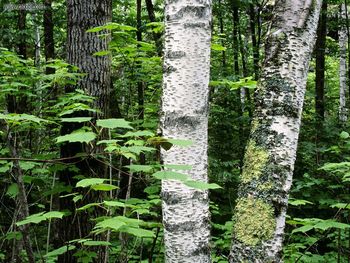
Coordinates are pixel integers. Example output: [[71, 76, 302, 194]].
[[77, 203, 101, 211], [292, 225, 314, 234], [93, 50, 111, 56], [44, 211, 65, 219], [163, 164, 192, 170], [56, 131, 96, 144], [73, 195, 83, 203], [167, 139, 193, 147], [314, 221, 350, 231], [330, 203, 350, 210], [103, 201, 126, 207], [44, 245, 76, 258], [76, 178, 106, 188], [340, 131, 349, 139], [120, 130, 155, 137], [61, 117, 92, 123], [16, 212, 46, 226], [120, 226, 155, 238], [91, 184, 118, 191], [183, 180, 222, 190], [126, 165, 154, 172], [288, 198, 314, 206], [96, 118, 133, 129], [211, 43, 226, 51], [152, 171, 189, 181], [83, 240, 111, 246], [6, 183, 19, 199], [94, 217, 126, 231]]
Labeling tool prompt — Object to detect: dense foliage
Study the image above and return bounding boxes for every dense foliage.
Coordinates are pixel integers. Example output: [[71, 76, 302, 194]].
[[0, 0, 349, 262]]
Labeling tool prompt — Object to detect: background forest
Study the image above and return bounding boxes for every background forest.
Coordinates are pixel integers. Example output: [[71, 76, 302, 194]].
[[0, 0, 349, 262]]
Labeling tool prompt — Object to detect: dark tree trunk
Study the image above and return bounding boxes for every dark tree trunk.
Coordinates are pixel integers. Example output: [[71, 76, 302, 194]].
[[315, 0, 327, 123], [218, 0, 227, 74], [43, 0, 55, 74], [58, 1, 112, 262], [249, 3, 260, 80], [232, 5, 240, 76], [18, 0, 27, 59], [144, 0, 162, 55]]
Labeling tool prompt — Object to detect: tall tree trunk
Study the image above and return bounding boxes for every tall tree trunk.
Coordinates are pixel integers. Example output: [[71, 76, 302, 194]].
[[229, 0, 322, 261], [43, 0, 55, 74], [249, 3, 260, 80], [339, 3, 348, 123], [218, 0, 227, 74], [58, 1, 112, 261], [232, 5, 240, 76], [315, 0, 327, 123], [144, 0, 163, 55], [18, 0, 27, 59], [161, 0, 212, 262]]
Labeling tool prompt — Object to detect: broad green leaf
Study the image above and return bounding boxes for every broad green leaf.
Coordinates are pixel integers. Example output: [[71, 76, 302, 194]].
[[83, 240, 111, 246], [167, 139, 193, 147], [314, 221, 350, 231], [340, 131, 349, 139], [61, 117, 92, 123], [91, 184, 118, 191], [19, 161, 36, 170], [6, 183, 19, 199], [292, 225, 314, 234], [94, 217, 126, 231], [93, 50, 111, 56], [120, 130, 155, 137], [103, 201, 126, 207], [56, 131, 96, 144], [77, 203, 101, 211], [152, 171, 188, 181], [16, 212, 46, 226], [44, 245, 76, 258], [126, 165, 154, 172], [76, 178, 106, 188], [288, 199, 314, 206], [120, 226, 155, 238], [163, 164, 192, 170], [184, 180, 222, 190], [44, 211, 65, 219], [96, 118, 133, 129], [73, 195, 83, 203], [330, 203, 350, 210], [211, 43, 226, 51]]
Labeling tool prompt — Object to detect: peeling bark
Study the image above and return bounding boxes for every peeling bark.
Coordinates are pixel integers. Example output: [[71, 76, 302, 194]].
[[229, 0, 322, 261], [161, 0, 212, 262]]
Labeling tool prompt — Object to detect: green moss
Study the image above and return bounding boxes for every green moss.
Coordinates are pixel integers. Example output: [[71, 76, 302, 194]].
[[250, 119, 259, 134], [234, 197, 276, 246], [257, 182, 274, 191], [241, 141, 269, 183]]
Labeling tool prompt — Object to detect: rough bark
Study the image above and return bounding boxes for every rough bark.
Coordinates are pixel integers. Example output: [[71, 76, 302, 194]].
[[43, 0, 55, 74], [339, 3, 348, 123], [229, 0, 322, 261], [66, 0, 112, 116], [315, 0, 327, 123], [58, 1, 112, 262], [160, 0, 212, 262]]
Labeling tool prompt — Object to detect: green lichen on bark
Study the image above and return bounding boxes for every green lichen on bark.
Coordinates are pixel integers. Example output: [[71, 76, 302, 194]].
[[241, 141, 269, 183], [233, 197, 276, 246]]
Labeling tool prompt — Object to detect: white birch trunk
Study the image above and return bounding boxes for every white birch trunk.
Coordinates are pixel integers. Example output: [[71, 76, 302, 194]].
[[160, 1, 212, 262], [229, 0, 322, 261], [339, 4, 348, 123]]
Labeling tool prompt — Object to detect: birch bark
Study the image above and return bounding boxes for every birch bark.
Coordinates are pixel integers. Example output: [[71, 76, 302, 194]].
[[160, 0, 212, 262], [229, 0, 322, 261], [339, 3, 348, 123]]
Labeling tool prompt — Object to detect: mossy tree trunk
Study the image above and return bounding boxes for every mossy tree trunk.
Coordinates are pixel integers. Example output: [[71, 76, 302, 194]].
[[229, 0, 322, 261], [160, 0, 212, 262]]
